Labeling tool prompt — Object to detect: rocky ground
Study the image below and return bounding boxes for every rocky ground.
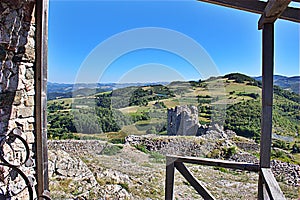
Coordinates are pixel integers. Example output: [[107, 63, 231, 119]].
[[47, 133, 299, 200]]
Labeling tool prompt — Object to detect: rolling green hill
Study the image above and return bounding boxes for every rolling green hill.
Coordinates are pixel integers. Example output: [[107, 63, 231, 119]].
[[47, 73, 299, 150]]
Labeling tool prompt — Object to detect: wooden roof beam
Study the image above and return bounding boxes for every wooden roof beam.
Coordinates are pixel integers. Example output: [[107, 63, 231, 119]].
[[197, 0, 300, 25], [197, 0, 266, 15], [259, 0, 291, 29]]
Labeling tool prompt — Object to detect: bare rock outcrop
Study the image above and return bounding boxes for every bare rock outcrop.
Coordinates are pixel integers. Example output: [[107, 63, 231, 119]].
[[48, 142, 133, 199], [49, 149, 95, 179], [48, 149, 100, 199]]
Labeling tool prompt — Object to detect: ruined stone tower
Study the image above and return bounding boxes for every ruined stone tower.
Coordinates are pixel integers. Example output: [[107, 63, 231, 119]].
[[167, 105, 200, 136]]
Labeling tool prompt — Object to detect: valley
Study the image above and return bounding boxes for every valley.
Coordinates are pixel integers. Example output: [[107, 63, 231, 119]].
[[47, 73, 300, 199], [47, 73, 299, 149]]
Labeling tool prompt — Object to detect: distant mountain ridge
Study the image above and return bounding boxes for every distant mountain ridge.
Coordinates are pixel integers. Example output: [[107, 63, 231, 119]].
[[253, 75, 300, 94], [47, 74, 299, 100], [47, 82, 169, 100]]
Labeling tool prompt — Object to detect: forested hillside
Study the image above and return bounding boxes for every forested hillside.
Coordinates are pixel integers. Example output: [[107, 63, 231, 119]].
[[254, 75, 300, 94], [47, 73, 300, 153]]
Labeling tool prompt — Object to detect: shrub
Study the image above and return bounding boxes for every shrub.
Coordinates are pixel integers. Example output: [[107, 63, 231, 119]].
[[119, 183, 130, 192], [223, 146, 237, 158], [206, 149, 221, 158], [109, 138, 125, 144], [272, 139, 288, 150], [149, 152, 165, 163], [134, 144, 149, 154], [100, 145, 123, 156]]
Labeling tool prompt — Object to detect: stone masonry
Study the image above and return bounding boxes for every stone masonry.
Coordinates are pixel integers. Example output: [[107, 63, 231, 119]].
[[0, 0, 37, 199]]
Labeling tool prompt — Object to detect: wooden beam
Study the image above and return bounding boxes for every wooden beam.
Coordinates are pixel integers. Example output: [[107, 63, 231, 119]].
[[197, 0, 300, 24], [264, 0, 291, 18], [167, 155, 259, 172], [165, 157, 175, 200], [258, 0, 291, 29], [261, 168, 286, 200], [259, 22, 274, 171], [280, 6, 300, 23], [175, 162, 216, 200], [258, 22, 274, 200], [198, 0, 266, 15], [35, 0, 50, 198]]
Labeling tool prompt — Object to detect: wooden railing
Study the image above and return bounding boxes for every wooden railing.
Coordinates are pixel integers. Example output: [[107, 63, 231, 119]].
[[260, 168, 286, 200], [165, 155, 285, 200]]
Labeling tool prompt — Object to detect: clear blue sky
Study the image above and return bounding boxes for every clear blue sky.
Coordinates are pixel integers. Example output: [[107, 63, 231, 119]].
[[48, 0, 299, 83]]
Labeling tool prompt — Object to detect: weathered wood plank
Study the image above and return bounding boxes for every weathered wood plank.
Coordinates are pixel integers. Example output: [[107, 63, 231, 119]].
[[165, 157, 175, 200], [258, 22, 274, 200], [35, 0, 50, 198], [175, 162, 216, 200], [280, 6, 300, 23], [265, 0, 291, 18], [198, 0, 266, 14], [261, 168, 286, 200], [258, 0, 291, 29], [259, 22, 274, 170], [167, 155, 259, 172], [197, 0, 300, 24]]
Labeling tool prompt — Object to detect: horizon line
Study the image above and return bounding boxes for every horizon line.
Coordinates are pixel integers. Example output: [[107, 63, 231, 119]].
[[48, 73, 300, 84]]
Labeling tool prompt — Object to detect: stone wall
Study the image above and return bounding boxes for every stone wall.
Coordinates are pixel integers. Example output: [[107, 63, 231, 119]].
[[48, 140, 107, 156], [0, 0, 36, 198], [125, 134, 299, 187]]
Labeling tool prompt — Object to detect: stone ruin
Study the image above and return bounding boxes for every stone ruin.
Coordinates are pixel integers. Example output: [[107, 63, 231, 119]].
[[167, 105, 235, 137], [167, 105, 201, 136]]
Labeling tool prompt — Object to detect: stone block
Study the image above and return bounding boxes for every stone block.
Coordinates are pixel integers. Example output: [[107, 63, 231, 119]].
[[25, 68, 34, 79], [10, 105, 18, 119], [17, 106, 33, 118], [27, 116, 34, 123], [13, 90, 23, 105], [25, 131, 34, 143], [24, 80, 34, 95], [19, 64, 26, 76], [8, 119, 17, 130], [17, 78, 26, 90], [8, 118, 28, 132], [27, 123, 34, 131], [24, 95, 34, 106], [24, 36, 35, 61]]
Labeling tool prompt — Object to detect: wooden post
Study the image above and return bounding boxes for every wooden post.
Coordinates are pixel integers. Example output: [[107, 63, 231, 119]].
[[258, 23, 274, 200], [165, 157, 175, 200], [35, 0, 50, 198]]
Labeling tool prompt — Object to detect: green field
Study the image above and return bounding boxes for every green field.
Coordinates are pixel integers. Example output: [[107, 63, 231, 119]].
[[47, 73, 300, 158]]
